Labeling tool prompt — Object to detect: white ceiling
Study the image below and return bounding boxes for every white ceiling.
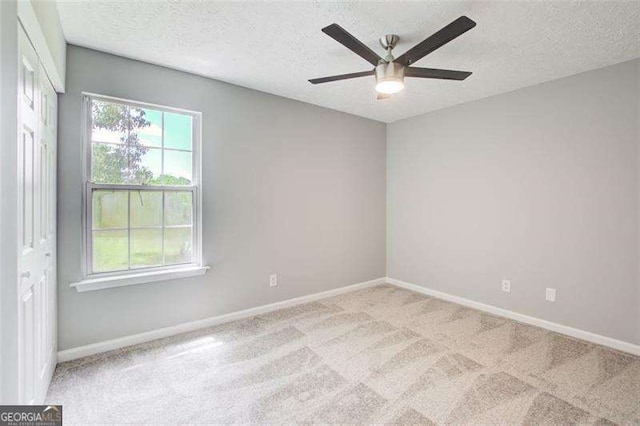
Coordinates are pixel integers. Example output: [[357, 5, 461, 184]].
[[56, 1, 640, 123]]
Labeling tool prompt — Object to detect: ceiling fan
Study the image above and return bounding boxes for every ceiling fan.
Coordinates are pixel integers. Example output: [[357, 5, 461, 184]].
[[309, 16, 476, 99]]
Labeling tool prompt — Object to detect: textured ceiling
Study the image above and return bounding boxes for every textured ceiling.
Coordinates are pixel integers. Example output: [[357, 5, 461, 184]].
[[56, 1, 640, 123]]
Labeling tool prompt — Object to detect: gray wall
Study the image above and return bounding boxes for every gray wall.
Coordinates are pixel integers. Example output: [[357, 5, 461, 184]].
[[58, 46, 386, 350], [388, 59, 639, 345]]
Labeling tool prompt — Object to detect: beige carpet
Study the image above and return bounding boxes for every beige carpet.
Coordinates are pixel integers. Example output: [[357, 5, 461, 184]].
[[47, 284, 640, 425]]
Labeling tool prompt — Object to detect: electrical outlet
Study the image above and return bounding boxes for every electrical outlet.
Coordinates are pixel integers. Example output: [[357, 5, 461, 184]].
[[269, 274, 278, 287], [502, 279, 511, 293], [546, 288, 556, 302]]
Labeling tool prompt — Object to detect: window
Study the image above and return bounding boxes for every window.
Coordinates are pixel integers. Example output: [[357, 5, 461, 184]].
[[82, 94, 202, 280]]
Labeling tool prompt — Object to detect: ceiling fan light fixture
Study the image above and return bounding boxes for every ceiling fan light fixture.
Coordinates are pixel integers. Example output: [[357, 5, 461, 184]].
[[375, 79, 404, 94], [375, 61, 405, 94]]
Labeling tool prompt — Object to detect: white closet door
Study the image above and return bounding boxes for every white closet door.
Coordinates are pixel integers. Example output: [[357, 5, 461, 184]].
[[17, 25, 57, 405], [37, 60, 57, 404]]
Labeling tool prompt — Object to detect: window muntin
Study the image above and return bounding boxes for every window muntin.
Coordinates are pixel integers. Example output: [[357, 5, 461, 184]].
[[84, 95, 200, 276]]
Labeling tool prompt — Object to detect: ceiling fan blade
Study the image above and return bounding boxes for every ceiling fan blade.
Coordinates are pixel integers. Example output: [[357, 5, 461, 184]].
[[322, 24, 382, 66], [309, 70, 374, 84], [405, 67, 472, 80], [394, 16, 476, 67], [376, 93, 391, 100]]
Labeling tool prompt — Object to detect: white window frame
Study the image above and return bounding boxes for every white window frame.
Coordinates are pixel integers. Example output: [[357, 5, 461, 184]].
[[71, 93, 207, 292]]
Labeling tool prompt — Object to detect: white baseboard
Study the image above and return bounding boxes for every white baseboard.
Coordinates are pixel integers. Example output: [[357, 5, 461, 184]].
[[57, 277, 387, 362], [387, 278, 640, 356]]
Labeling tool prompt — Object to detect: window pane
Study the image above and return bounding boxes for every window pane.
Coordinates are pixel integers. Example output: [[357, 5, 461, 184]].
[[87, 97, 199, 274], [130, 191, 162, 227], [93, 190, 128, 229], [128, 147, 161, 184], [165, 227, 192, 264], [164, 192, 192, 226], [131, 229, 163, 267], [91, 100, 127, 144], [164, 112, 192, 151], [163, 150, 192, 185], [135, 108, 162, 148], [93, 230, 128, 272], [92, 143, 127, 184]]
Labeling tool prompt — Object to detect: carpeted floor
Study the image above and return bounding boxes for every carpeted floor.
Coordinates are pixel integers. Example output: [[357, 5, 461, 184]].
[[47, 283, 640, 425]]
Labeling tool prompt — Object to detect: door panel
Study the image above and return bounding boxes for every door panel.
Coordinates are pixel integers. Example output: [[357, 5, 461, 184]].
[[39, 141, 47, 242], [21, 288, 35, 405], [21, 58, 35, 108], [20, 127, 35, 253], [39, 61, 57, 403], [18, 24, 40, 406]]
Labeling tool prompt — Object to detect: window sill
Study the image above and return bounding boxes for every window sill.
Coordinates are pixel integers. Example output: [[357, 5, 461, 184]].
[[70, 265, 210, 292]]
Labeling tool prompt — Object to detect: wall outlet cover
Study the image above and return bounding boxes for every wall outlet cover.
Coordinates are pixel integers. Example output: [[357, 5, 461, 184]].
[[546, 288, 556, 302], [502, 279, 511, 293], [269, 274, 278, 287]]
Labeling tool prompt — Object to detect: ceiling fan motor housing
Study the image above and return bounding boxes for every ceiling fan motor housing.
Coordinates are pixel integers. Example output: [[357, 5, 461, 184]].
[[375, 61, 405, 94]]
